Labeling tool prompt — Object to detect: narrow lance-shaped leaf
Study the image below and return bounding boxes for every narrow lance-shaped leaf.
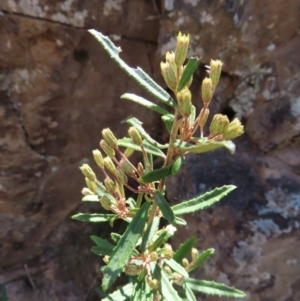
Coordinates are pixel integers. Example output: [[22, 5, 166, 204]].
[[89, 29, 176, 108], [72, 213, 116, 223], [173, 237, 197, 263], [184, 278, 246, 298], [118, 138, 166, 159], [121, 93, 170, 115], [177, 57, 200, 92], [155, 191, 175, 224], [172, 185, 236, 215], [101, 201, 151, 291], [127, 117, 169, 149], [139, 165, 173, 183], [162, 114, 174, 134], [141, 216, 160, 252], [182, 282, 197, 301], [187, 248, 214, 273]]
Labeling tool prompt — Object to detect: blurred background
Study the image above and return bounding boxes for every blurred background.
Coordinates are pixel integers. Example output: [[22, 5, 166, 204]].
[[0, 1, 299, 300]]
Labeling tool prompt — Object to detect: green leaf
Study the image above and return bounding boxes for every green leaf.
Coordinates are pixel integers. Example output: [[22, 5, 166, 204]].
[[162, 114, 174, 134], [155, 191, 175, 224], [90, 236, 114, 256], [174, 216, 187, 226], [173, 237, 197, 263], [172, 185, 236, 215], [144, 152, 153, 174], [89, 29, 176, 108], [82, 195, 98, 202], [121, 93, 170, 115], [153, 267, 182, 301], [177, 58, 200, 92], [182, 282, 197, 301], [185, 278, 246, 298], [98, 283, 133, 301], [187, 248, 214, 273], [111, 232, 122, 244], [174, 139, 236, 154], [71, 213, 115, 223], [118, 138, 166, 158], [141, 216, 160, 252], [165, 259, 189, 278], [171, 156, 183, 175], [101, 201, 151, 291], [149, 225, 176, 252], [138, 165, 173, 183], [127, 117, 168, 149]]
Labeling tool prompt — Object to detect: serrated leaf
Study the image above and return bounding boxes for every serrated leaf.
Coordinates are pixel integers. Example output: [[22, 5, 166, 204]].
[[101, 202, 151, 291], [127, 117, 168, 149], [174, 139, 236, 154], [162, 114, 174, 134], [121, 93, 170, 115], [90, 236, 114, 256], [89, 29, 176, 108], [173, 237, 197, 263], [174, 216, 187, 226], [82, 195, 98, 202], [118, 138, 166, 158], [165, 259, 189, 278], [139, 165, 173, 183], [172, 185, 236, 215], [155, 192, 175, 224], [141, 216, 160, 252], [97, 283, 133, 301], [171, 156, 183, 175], [71, 213, 116, 223], [187, 248, 214, 273], [185, 278, 246, 298], [177, 58, 200, 92]]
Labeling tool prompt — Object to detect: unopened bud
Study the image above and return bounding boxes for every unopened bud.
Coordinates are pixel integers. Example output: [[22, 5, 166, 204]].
[[173, 273, 184, 285], [85, 177, 97, 193], [102, 128, 118, 149], [119, 159, 135, 176], [93, 149, 104, 168], [175, 32, 190, 67], [128, 127, 143, 146], [103, 157, 116, 175], [182, 258, 189, 267], [210, 59, 223, 87], [81, 187, 94, 195], [160, 61, 177, 91], [124, 264, 140, 276], [150, 251, 158, 262], [163, 244, 173, 260], [148, 278, 160, 290], [115, 168, 128, 185], [124, 147, 134, 158], [163, 266, 172, 275], [201, 77, 213, 104], [198, 108, 209, 127], [209, 114, 229, 136], [99, 195, 112, 210], [103, 255, 110, 264], [191, 248, 199, 261], [104, 177, 117, 193], [177, 88, 192, 117], [100, 139, 115, 158], [79, 164, 96, 181], [223, 118, 244, 140]]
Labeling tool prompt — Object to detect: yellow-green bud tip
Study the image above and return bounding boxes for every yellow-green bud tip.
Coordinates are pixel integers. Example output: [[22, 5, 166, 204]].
[[209, 114, 230, 136], [128, 127, 143, 146], [223, 118, 244, 140], [100, 139, 115, 158], [201, 77, 213, 104], [160, 61, 177, 91], [210, 59, 223, 87], [93, 149, 104, 168], [102, 128, 118, 149], [79, 164, 96, 181], [175, 32, 190, 67]]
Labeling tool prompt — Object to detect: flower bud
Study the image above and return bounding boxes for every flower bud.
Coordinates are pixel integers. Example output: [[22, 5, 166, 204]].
[[85, 177, 97, 193], [198, 108, 209, 127], [119, 159, 135, 176], [93, 149, 104, 168], [124, 264, 140, 276], [103, 255, 110, 264], [104, 157, 116, 175], [102, 128, 118, 149], [173, 273, 184, 285], [191, 248, 198, 262], [147, 278, 160, 290], [100, 139, 115, 158], [163, 266, 172, 275], [223, 118, 244, 140], [201, 77, 213, 104], [177, 87, 192, 117], [99, 195, 111, 210], [210, 59, 223, 87], [115, 168, 128, 185], [79, 164, 96, 181], [182, 258, 189, 267], [104, 177, 117, 193], [124, 147, 134, 158], [175, 32, 190, 67], [160, 61, 177, 91], [81, 187, 94, 195], [128, 127, 143, 146], [163, 244, 173, 260], [150, 251, 158, 262], [209, 114, 229, 136]]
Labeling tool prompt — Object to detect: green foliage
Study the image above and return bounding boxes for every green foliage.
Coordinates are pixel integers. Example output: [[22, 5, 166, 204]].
[[73, 30, 246, 300]]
